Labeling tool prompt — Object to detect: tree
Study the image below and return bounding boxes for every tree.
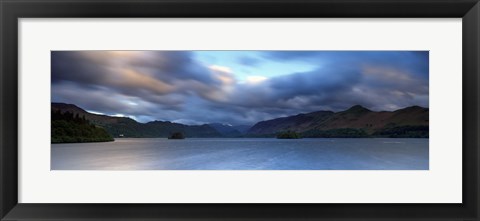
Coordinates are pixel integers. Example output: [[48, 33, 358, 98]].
[[51, 111, 114, 143]]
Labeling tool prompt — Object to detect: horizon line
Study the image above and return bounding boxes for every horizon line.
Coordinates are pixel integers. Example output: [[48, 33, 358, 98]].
[[51, 102, 429, 126]]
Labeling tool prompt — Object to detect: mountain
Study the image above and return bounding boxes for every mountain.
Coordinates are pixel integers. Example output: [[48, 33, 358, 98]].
[[248, 110, 334, 135], [207, 123, 252, 137], [208, 123, 243, 137], [51, 103, 222, 138], [52, 103, 428, 139], [248, 105, 429, 138], [232, 125, 252, 134]]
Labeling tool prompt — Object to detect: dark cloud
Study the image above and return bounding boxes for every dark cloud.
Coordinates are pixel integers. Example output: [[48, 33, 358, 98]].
[[51, 51, 429, 125], [263, 51, 429, 80], [51, 51, 228, 107], [214, 51, 428, 116]]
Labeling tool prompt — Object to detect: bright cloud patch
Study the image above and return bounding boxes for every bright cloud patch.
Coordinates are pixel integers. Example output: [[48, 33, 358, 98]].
[[246, 76, 268, 84]]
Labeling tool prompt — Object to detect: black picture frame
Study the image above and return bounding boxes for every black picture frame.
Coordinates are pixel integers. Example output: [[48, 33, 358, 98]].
[[1, 0, 479, 220]]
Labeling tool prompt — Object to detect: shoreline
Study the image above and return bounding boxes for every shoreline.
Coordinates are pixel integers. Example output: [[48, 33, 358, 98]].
[[51, 137, 429, 145]]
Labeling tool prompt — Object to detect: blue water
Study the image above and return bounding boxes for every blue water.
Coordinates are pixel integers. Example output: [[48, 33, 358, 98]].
[[51, 138, 428, 170]]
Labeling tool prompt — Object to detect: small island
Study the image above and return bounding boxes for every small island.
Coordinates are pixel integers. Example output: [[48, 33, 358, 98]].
[[276, 131, 301, 139], [168, 132, 185, 139]]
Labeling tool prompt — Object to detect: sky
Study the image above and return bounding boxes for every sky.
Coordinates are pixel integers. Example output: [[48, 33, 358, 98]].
[[51, 51, 429, 125]]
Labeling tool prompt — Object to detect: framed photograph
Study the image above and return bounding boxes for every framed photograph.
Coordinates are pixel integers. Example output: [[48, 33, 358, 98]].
[[1, 0, 479, 220]]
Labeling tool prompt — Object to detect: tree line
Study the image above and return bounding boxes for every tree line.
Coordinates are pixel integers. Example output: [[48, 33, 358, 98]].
[[51, 110, 114, 143]]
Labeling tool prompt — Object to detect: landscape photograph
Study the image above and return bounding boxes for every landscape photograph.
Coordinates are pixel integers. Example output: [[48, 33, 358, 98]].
[[51, 50, 429, 170]]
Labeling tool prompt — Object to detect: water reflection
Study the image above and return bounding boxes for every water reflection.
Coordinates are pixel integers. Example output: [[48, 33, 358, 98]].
[[51, 138, 429, 170]]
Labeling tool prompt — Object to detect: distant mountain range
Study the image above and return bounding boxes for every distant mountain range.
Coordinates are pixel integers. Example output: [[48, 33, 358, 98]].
[[52, 103, 428, 138], [248, 105, 429, 138], [52, 103, 243, 138]]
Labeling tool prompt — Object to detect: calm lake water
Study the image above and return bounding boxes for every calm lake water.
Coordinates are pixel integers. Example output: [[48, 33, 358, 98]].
[[51, 138, 428, 170]]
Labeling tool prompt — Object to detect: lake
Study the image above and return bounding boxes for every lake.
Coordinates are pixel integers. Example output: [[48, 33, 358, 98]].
[[51, 138, 428, 170]]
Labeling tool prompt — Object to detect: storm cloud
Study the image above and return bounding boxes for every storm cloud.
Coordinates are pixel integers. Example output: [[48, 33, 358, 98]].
[[51, 51, 429, 125]]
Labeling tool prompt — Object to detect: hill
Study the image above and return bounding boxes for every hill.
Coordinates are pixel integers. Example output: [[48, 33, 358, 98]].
[[208, 123, 244, 137], [248, 105, 429, 138], [51, 103, 222, 138], [232, 125, 252, 134], [52, 103, 428, 139]]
